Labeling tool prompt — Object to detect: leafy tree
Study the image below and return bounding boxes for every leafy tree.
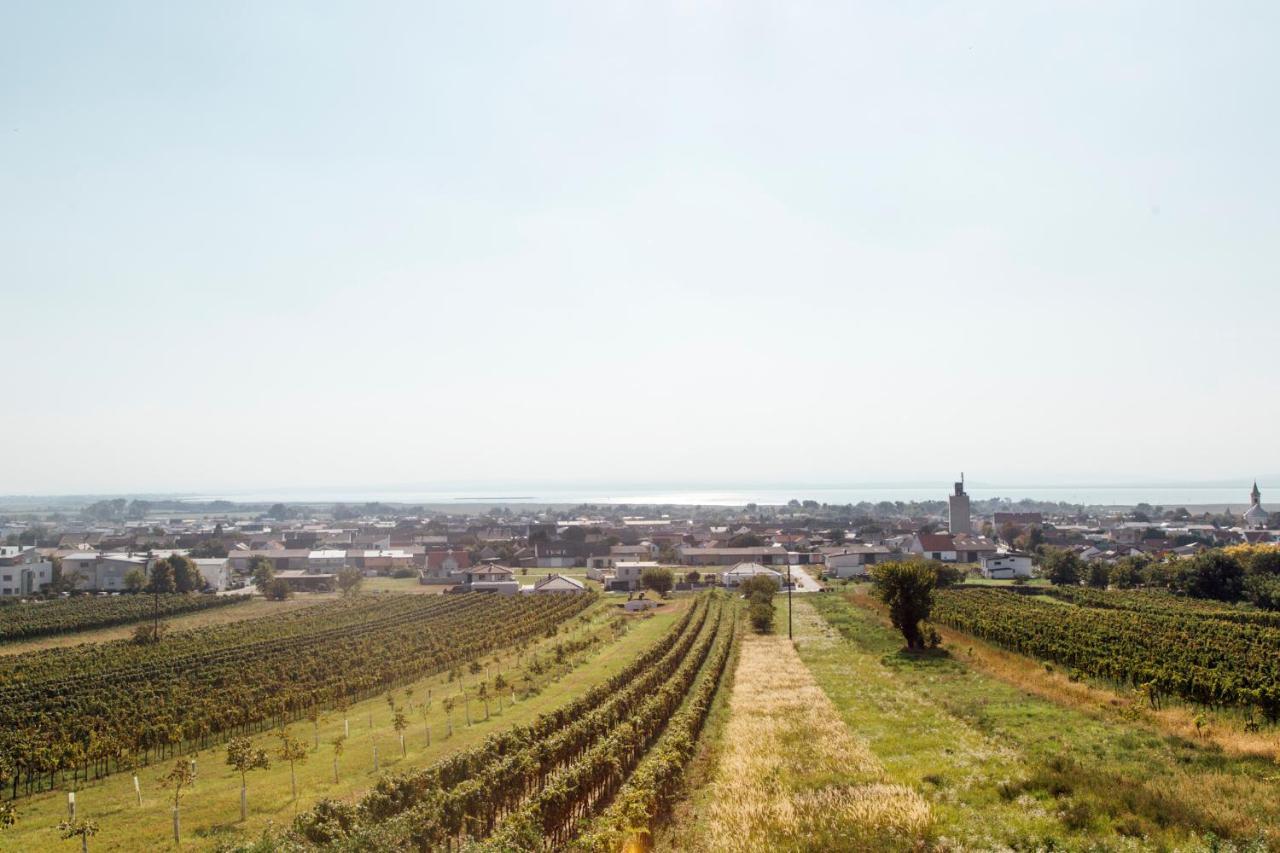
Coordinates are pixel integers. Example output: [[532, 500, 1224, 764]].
[[168, 554, 201, 593], [147, 561, 176, 594], [1108, 556, 1146, 589], [159, 759, 197, 845], [265, 577, 293, 601], [1085, 560, 1110, 589], [276, 728, 309, 801], [870, 561, 938, 650], [826, 528, 847, 544], [727, 533, 763, 548], [189, 539, 228, 558], [337, 567, 364, 596], [1038, 548, 1082, 586], [123, 568, 147, 593], [639, 567, 674, 597], [250, 557, 274, 594], [1181, 551, 1244, 601], [740, 574, 778, 633], [225, 736, 270, 822], [0, 801, 13, 832], [684, 570, 701, 585]]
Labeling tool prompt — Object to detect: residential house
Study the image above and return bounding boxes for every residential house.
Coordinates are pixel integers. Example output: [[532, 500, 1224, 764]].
[[907, 533, 997, 563], [721, 562, 785, 588], [531, 574, 586, 594], [678, 545, 791, 567], [822, 544, 892, 579], [0, 546, 53, 596], [979, 552, 1034, 579], [612, 561, 657, 591], [194, 558, 231, 591]]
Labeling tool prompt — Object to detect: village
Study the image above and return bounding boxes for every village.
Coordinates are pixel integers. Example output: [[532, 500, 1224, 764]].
[[2, 478, 1272, 599]]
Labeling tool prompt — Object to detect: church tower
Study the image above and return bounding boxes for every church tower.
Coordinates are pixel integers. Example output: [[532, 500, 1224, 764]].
[[948, 474, 972, 535]]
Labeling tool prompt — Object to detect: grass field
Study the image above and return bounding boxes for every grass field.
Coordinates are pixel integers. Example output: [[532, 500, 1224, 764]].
[[0, 596, 686, 851], [800, 594, 1280, 850]]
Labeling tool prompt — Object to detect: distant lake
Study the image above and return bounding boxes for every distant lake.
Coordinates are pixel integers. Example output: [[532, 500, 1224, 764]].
[[185, 484, 1265, 509]]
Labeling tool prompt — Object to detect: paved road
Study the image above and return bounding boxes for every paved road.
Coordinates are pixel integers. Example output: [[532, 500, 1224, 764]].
[[786, 565, 824, 593]]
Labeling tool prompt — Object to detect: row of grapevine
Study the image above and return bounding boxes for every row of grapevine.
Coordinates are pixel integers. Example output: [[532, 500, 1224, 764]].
[[485, 601, 732, 849], [284, 594, 737, 851], [0, 592, 250, 642], [1046, 586, 1280, 627], [933, 588, 1280, 718], [567, 608, 736, 851], [0, 592, 594, 798]]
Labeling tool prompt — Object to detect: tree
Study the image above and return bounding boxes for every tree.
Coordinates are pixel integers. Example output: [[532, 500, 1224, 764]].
[[159, 759, 197, 845], [442, 697, 456, 738], [727, 533, 763, 548], [1085, 560, 1110, 589], [330, 735, 346, 784], [58, 818, 99, 853], [147, 561, 176, 595], [1038, 548, 1082, 586], [337, 567, 364, 597], [393, 706, 408, 756], [225, 736, 270, 822], [741, 574, 778, 633], [276, 728, 309, 801], [250, 557, 274, 594], [826, 528, 847, 544], [684, 570, 701, 585], [168, 554, 200, 593], [189, 539, 228, 558], [870, 561, 938, 650], [123, 568, 147, 594], [639, 567, 674, 597], [1181, 551, 1244, 601], [1109, 556, 1146, 589], [265, 577, 293, 601]]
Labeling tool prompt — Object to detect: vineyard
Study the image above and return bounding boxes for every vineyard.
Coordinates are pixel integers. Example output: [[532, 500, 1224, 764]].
[[0, 592, 593, 799], [1044, 586, 1280, 627], [0, 592, 249, 643], [276, 591, 738, 851], [933, 587, 1280, 719]]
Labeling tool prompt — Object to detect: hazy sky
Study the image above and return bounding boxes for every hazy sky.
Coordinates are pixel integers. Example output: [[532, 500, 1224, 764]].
[[3, 2, 1278, 496]]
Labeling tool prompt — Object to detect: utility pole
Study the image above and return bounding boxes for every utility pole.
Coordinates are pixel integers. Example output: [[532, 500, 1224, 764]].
[[778, 558, 788, 637]]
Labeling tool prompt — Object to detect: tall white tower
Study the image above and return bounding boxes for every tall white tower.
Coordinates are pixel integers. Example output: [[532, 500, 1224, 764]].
[[948, 474, 972, 535]]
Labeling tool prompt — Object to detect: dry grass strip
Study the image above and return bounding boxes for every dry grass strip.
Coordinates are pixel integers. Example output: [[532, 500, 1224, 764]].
[[700, 630, 932, 852]]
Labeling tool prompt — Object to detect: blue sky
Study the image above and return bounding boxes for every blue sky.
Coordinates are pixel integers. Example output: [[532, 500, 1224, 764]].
[[2, 2, 1278, 495]]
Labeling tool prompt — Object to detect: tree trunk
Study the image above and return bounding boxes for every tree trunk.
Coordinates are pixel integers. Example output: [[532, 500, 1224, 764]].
[[240, 782, 247, 821], [173, 806, 181, 845], [333, 757, 339, 784], [290, 765, 297, 800]]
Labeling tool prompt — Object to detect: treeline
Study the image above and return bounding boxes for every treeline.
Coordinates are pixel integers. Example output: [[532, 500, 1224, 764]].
[[1034, 544, 1280, 610]]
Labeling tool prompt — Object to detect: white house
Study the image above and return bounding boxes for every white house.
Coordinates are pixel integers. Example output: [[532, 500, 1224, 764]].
[[0, 546, 53, 596], [721, 562, 784, 588], [822, 544, 892, 579], [979, 552, 1034, 579], [194, 558, 231, 591], [612, 561, 658, 591], [531, 574, 586, 594]]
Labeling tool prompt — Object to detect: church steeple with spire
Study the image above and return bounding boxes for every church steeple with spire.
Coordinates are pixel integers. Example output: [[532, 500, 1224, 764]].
[[1244, 481, 1268, 529]]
